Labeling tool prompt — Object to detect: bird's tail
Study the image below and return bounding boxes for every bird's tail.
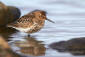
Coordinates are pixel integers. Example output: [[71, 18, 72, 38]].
[[7, 23, 14, 28]]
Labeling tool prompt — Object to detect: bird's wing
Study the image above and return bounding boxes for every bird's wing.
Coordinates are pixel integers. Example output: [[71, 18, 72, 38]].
[[8, 15, 34, 28], [17, 15, 33, 23]]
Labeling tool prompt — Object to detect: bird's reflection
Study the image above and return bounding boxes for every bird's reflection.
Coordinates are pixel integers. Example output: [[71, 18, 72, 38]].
[[13, 36, 46, 56], [0, 27, 46, 56]]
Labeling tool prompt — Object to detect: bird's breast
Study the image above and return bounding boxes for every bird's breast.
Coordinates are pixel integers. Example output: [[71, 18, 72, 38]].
[[27, 22, 44, 33], [15, 22, 44, 33]]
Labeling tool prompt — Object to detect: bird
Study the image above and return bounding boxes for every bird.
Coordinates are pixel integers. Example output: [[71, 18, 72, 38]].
[[7, 10, 54, 34]]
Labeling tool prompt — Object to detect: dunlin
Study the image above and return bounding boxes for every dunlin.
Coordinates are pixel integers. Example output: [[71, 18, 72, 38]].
[[7, 10, 54, 34]]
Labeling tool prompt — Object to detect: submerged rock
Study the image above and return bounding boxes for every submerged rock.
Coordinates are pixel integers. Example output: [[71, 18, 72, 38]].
[[0, 2, 21, 26], [49, 37, 85, 55], [49, 41, 68, 52]]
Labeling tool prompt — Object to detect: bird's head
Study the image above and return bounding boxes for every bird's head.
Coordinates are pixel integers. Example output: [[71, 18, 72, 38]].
[[31, 10, 54, 23]]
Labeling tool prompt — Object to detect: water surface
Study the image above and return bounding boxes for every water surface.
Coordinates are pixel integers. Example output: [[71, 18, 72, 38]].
[[0, 0, 85, 56]]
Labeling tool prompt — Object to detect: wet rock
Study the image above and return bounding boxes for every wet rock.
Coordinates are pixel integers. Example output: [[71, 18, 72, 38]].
[[7, 6, 21, 23], [49, 37, 85, 55], [0, 27, 17, 40], [0, 2, 8, 26], [0, 36, 10, 49], [49, 41, 68, 52], [0, 2, 21, 26], [0, 36, 21, 57]]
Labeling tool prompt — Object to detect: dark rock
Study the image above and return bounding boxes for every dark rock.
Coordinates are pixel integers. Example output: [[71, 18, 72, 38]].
[[49, 41, 68, 52], [0, 2, 8, 26], [49, 37, 85, 55], [7, 6, 21, 23], [0, 2, 21, 26]]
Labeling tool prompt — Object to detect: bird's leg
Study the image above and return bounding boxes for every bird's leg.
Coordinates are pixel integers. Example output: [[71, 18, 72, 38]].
[[28, 34, 30, 37]]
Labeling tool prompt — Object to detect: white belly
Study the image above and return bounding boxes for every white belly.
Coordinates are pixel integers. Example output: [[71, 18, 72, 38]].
[[13, 22, 43, 33], [15, 27, 31, 32]]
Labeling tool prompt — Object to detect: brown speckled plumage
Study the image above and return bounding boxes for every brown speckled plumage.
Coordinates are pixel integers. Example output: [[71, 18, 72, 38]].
[[7, 10, 53, 34]]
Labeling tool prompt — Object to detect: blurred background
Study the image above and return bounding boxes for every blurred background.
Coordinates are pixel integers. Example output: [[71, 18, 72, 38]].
[[0, 0, 85, 57]]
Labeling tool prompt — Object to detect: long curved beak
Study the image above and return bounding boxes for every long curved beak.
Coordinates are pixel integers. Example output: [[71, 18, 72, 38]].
[[46, 18, 55, 23]]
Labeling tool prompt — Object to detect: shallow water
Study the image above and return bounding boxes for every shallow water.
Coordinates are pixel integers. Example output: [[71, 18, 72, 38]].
[[1, 0, 85, 56]]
